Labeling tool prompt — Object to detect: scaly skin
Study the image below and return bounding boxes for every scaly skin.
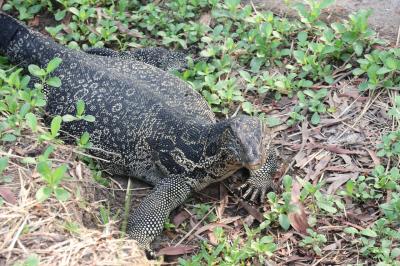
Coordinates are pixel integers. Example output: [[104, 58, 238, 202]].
[[0, 13, 277, 254]]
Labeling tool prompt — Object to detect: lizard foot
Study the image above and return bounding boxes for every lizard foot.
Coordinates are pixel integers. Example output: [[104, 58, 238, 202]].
[[239, 181, 274, 203]]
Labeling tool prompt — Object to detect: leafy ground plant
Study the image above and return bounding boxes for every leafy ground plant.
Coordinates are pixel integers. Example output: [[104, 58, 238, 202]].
[[0, 0, 399, 265]]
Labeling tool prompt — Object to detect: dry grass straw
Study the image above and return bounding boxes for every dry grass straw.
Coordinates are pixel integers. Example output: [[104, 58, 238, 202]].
[[0, 136, 150, 266]]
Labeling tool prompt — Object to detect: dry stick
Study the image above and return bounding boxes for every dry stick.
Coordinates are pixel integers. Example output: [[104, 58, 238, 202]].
[[174, 206, 216, 247], [7, 215, 29, 261], [333, 89, 384, 142], [311, 251, 334, 266], [283, 120, 308, 176], [396, 23, 400, 47], [121, 178, 132, 237]]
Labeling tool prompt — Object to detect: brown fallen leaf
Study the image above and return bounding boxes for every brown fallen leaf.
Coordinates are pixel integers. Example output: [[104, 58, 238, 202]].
[[28, 16, 40, 27], [157, 245, 196, 256], [304, 153, 331, 182], [208, 231, 218, 246], [0, 186, 17, 204], [290, 143, 367, 155], [288, 181, 309, 234], [324, 166, 366, 172], [326, 173, 357, 195], [198, 12, 212, 27], [366, 148, 381, 166], [195, 222, 231, 236], [239, 200, 263, 223], [172, 210, 191, 227], [216, 183, 228, 220]]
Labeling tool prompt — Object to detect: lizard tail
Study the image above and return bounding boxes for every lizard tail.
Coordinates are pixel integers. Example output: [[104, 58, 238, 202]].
[[0, 12, 67, 67], [0, 12, 29, 54]]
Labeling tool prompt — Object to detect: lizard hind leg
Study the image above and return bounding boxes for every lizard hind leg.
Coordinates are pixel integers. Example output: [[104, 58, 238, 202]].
[[127, 177, 192, 256]]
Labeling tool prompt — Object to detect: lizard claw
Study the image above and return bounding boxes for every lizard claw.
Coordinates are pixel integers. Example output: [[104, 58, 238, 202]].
[[239, 181, 271, 203], [145, 248, 156, 260]]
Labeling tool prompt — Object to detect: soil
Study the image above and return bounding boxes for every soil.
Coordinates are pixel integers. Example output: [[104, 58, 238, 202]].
[[249, 0, 400, 44]]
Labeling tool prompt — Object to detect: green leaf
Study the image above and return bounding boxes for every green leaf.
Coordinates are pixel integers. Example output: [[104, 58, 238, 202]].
[[0, 157, 9, 174], [50, 116, 62, 137], [311, 112, 320, 125], [79, 132, 90, 145], [76, 99, 85, 116], [384, 57, 398, 70], [21, 157, 36, 164], [353, 42, 363, 56], [54, 187, 70, 201], [250, 57, 264, 72], [83, 115, 95, 122], [358, 81, 369, 91], [376, 67, 391, 75], [46, 58, 62, 73], [360, 228, 377, 238], [1, 134, 16, 142], [282, 175, 292, 190], [352, 68, 365, 76], [25, 112, 38, 132], [55, 10, 66, 21], [391, 248, 400, 258], [52, 164, 68, 185], [317, 201, 337, 213], [279, 214, 290, 230], [62, 114, 77, 122], [46, 76, 61, 87], [19, 102, 31, 117], [344, 227, 358, 235], [37, 161, 51, 178], [266, 116, 282, 127], [36, 186, 52, 202], [261, 22, 272, 37], [293, 50, 305, 63], [320, 0, 335, 9], [242, 101, 254, 114], [22, 254, 40, 266], [297, 31, 308, 43], [28, 65, 46, 77], [238, 70, 251, 82]]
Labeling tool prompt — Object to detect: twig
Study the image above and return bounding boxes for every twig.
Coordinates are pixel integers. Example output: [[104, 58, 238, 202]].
[[174, 206, 215, 247], [121, 178, 132, 237], [7, 215, 29, 261]]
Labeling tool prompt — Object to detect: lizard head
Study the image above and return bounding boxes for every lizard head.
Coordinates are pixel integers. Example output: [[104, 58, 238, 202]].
[[224, 115, 268, 170]]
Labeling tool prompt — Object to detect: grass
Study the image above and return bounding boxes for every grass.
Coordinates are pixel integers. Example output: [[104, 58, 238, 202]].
[[0, 0, 399, 265]]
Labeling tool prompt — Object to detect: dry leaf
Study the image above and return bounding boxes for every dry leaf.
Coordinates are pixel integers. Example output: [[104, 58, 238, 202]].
[[366, 148, 381, 166], [157, 245, 196, 256], [198, 12, 211, 27], [239, 200, 263, 222], [28, 16, 40, 27], [0, 186, 17, 204], [288, 181, 309, 234], [195, 223, 231, 236], [172, 210, 191, 227], [216, 183, 228, 220], [326, 173, 357, 195]]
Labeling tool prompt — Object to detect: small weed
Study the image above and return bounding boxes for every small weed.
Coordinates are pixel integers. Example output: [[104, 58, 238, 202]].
[[299, 228, 327, 256]]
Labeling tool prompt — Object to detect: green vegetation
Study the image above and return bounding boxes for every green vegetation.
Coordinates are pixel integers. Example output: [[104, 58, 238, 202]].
[[1, 0, 399, 265]]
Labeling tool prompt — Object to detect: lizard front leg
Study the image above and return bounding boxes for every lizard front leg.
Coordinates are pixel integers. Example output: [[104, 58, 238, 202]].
[[127, 177, 192, 256], [239, 149, 278, 203]]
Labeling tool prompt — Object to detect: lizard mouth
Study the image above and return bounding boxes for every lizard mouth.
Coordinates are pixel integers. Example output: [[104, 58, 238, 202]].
[[245, 162, 263, 170]]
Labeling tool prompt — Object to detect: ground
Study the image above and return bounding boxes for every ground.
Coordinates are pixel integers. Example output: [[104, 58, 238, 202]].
[[250, 0, 400, 44], [0, 0, 399, 265]]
